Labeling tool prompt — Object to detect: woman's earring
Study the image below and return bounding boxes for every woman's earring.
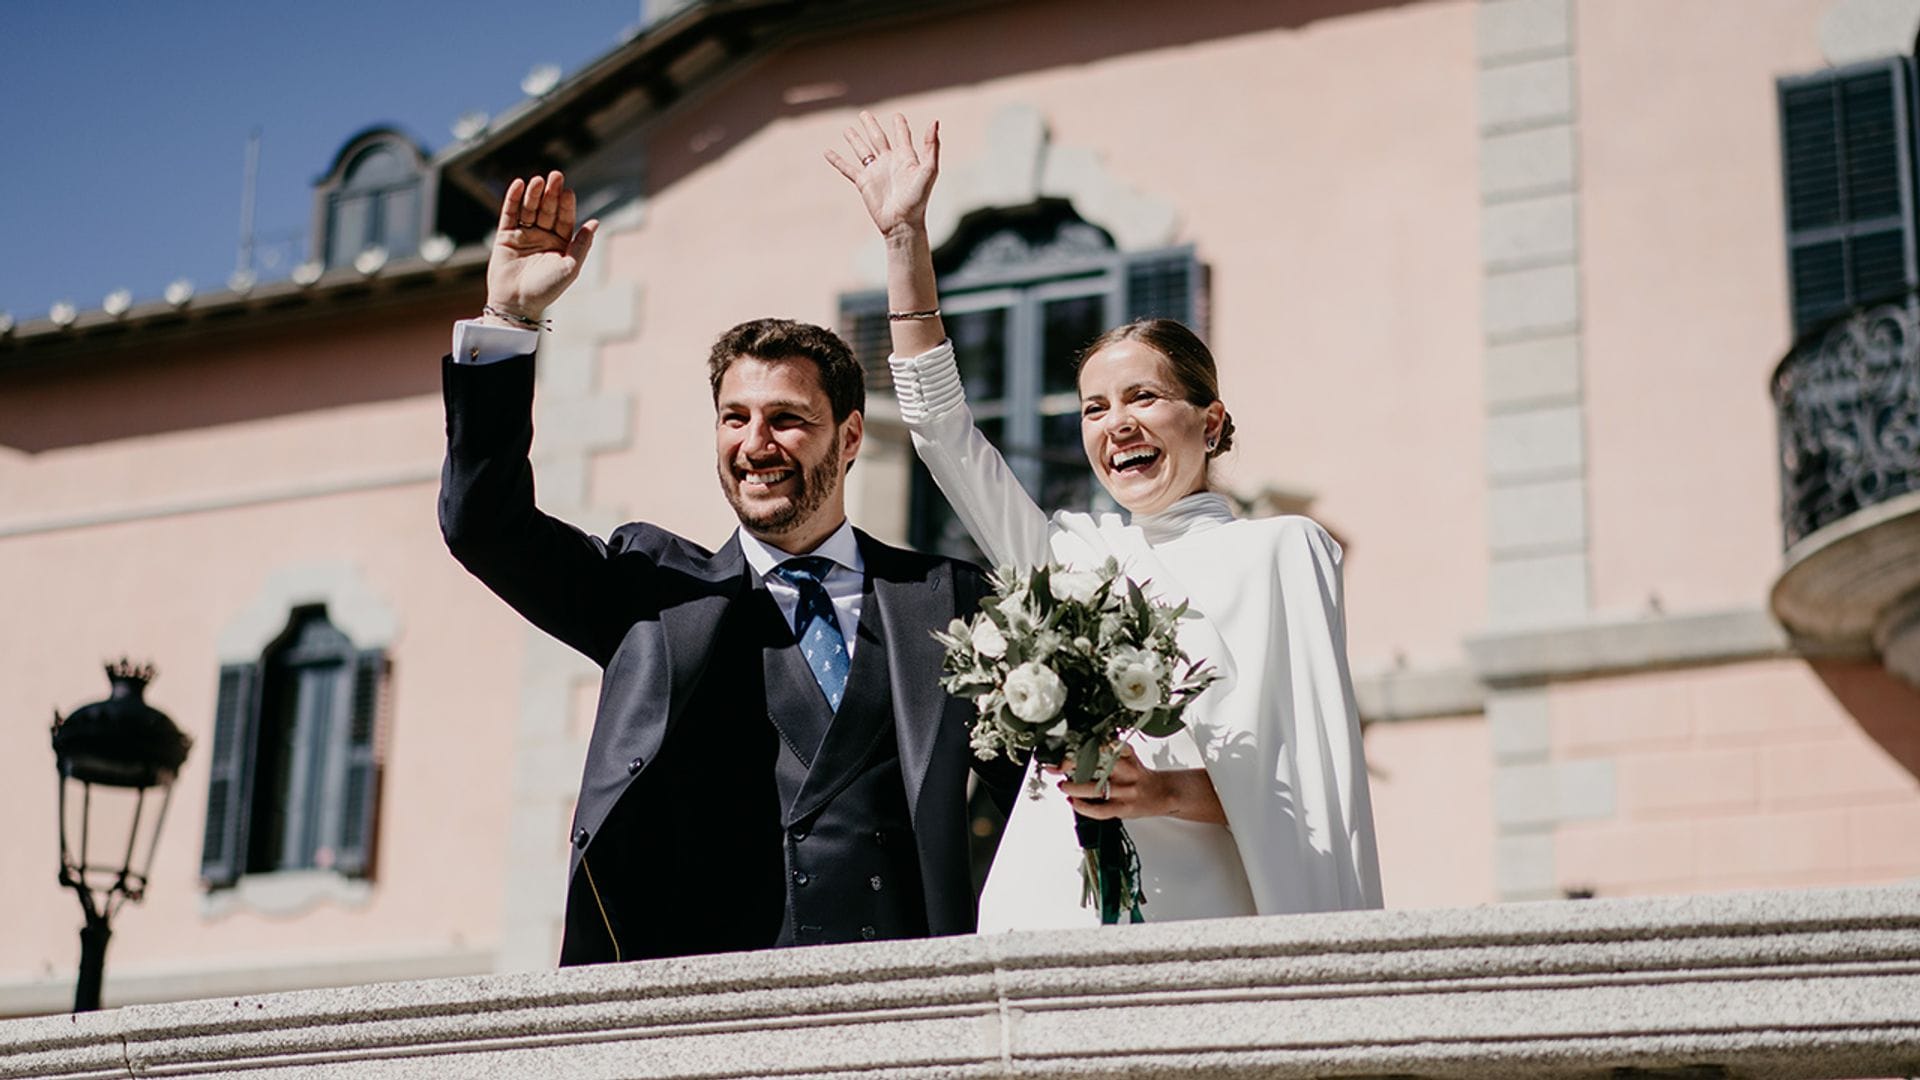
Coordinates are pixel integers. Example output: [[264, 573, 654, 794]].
[[1205, 435, 1219, 452]]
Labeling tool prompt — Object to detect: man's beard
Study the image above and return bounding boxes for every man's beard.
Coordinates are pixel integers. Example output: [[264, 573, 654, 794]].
[[721, 448, 842, 536]]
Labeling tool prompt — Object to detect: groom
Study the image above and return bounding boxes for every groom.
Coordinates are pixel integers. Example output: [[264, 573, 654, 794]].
[[440, 171, 1019, 965]]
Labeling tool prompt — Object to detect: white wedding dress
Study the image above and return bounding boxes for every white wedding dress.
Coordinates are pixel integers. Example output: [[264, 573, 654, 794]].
[[892, 342, 1384, 929]]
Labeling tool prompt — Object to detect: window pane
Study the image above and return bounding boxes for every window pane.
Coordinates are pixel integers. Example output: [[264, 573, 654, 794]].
[[282, 661, 342, 870], [1038, 411, 1098, 513], [328, 193, 370, 265], [912, 416, 1003, 562], [949, 307, 1008, 403], [1042, 294, 1106, 396], [380, 185, 419, 257], [345, 146, 413, 188]]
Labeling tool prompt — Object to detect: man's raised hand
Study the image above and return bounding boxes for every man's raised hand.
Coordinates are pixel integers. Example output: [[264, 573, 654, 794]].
[[825, 111, 939, 241], [484, 171, 599, 326]]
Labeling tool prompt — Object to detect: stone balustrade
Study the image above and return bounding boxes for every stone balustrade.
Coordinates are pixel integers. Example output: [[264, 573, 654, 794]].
[[3, 886, 1917, 1078]]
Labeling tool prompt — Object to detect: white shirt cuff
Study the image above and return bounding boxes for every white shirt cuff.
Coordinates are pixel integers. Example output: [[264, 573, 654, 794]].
[[452, 320, 539, 365]]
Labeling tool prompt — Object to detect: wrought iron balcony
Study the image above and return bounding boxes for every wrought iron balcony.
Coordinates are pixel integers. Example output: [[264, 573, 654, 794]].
[[1771, 294, 1920, 683]]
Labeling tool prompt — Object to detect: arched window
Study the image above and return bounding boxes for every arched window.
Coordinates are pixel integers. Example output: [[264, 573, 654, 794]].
[[322, 137, 423, 266], [200, 606, 388, 885], [840, 199, 1203, 560]]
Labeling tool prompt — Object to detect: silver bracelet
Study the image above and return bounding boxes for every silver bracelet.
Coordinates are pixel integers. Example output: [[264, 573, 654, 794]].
[[887, 308, 942, 322]]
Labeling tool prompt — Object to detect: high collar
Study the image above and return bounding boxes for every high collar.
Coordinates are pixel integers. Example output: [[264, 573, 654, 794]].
[[1129, 491, 1237, 545]]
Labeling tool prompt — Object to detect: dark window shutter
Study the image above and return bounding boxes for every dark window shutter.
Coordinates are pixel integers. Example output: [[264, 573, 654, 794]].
[[200, 663, 260, 888], [839, 288, 893, 395], [334, 649, 387, 879], [1122, 246, 1202, 333], [1779, 58, 1919, 334]]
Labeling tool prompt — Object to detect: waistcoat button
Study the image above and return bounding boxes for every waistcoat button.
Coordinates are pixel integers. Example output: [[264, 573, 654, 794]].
[[792, 870, 810, 887], [860, 926, 877, 940], [869, 875, 883, 891]]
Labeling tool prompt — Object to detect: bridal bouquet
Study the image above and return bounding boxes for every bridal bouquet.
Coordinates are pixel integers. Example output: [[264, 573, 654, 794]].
[[935, 558, 1218, 922]]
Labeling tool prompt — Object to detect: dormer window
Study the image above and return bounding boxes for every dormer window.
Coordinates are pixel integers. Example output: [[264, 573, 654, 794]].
[[314, 129, 431, 268]]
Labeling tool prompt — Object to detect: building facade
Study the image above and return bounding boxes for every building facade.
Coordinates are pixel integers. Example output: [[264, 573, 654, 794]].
[[2, 0, 1915, 1016]]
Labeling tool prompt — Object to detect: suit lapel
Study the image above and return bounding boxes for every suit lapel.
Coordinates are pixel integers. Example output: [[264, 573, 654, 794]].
[[860, 531, 955, 823], [657, 532, 750, 738]]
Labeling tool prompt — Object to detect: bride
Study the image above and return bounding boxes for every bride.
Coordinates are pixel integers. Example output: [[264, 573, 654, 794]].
[[829, 112, 1382, 928]]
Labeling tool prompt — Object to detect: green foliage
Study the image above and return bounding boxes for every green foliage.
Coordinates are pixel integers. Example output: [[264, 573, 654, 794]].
[[936, 558, 1221, 791]]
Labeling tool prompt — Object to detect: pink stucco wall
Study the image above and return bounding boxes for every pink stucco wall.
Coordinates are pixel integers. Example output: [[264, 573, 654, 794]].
[[1552, 659, 1920, 897], [10, 0, 1916, 1011], [1366, 714, 1499, 908], [600, 0, 1486, 671], [0, 304, 527, 986], [1577, 0, 1833, 616]]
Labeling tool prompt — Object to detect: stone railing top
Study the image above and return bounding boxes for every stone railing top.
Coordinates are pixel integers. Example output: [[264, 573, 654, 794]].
[[3, 885, 1919, 1079]]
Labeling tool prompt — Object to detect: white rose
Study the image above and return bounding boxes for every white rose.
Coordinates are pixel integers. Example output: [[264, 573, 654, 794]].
[[971, 619, 1008, 658], [1106, 645, 1166, 680], [1003, 662, 1066, 725], [1049, 570, 1102, 605], [1110, 662, 1162, 712]]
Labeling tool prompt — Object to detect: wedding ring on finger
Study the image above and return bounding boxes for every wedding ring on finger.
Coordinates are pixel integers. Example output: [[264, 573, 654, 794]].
[[859, 154, 877, 166]]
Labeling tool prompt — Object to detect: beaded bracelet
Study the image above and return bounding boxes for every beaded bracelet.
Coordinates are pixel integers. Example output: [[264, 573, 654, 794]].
[[482, 304, 552, 331]]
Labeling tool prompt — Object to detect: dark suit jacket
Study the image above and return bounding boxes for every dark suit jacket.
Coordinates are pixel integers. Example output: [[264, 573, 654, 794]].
[[438, 352, 1019, 962]]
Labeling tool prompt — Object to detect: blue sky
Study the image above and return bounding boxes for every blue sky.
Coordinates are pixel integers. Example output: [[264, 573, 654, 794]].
[[1, 1, 647, 320]]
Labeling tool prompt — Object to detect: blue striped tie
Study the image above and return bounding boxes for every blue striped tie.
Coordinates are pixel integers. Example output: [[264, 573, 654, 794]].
[[772, 557, 849, 711]]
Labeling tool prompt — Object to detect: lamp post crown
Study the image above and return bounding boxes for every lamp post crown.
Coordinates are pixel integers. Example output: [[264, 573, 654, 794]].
[[51, 660, 191, 789]]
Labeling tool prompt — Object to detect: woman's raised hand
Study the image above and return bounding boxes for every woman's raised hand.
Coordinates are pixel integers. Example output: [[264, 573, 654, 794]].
[[825, 111, 939, 240], [484, 171, 599, 324]]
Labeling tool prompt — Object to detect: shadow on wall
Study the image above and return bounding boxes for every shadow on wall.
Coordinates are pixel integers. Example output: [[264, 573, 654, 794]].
[[0, 298, 469, 454], [647, 0, 1430, 196], [1811, 659, 1920, 783]]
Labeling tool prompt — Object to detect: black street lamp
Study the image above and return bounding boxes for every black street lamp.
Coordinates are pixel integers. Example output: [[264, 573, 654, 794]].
[[50, 660, 191, 1013]]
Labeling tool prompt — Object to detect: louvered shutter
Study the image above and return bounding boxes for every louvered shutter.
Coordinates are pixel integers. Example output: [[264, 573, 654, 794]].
[[199, 663, 260, 887], [1121, 246, 1202, 332], [838, 288, 894, 395], [1779, 58, 1919, 335], [333, 649, 387, 878]]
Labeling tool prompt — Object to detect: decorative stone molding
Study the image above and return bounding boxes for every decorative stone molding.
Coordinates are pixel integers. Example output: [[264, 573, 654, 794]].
[[1468, 607, 1802, 687], [855, 103, 1180, 283], [1773, 488, 1920, 647], [215, 561, 398, 665], [1351, 663, 1485, 723], [0, 465, 441, 541], [4, 887, 1917, 1077], [1821, 0, 1920, 66], [1477, 0, 1589, 644], [198, 869, 371, 921]]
